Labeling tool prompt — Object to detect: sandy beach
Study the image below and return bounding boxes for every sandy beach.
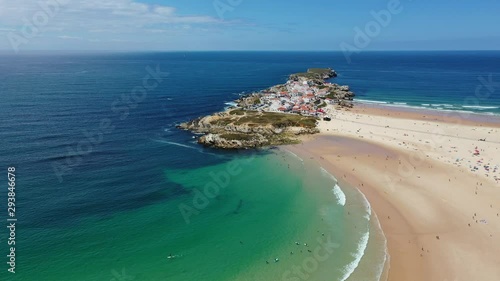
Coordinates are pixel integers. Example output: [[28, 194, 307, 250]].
[[288, 105, 500, 281]]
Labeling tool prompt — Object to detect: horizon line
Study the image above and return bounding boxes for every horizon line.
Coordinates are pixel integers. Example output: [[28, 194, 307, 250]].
[[1, 49, 500, 53]]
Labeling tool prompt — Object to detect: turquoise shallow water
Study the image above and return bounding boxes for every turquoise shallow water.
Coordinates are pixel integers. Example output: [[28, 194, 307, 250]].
[[5, 149, 386, 281], [11, 51, 499, 280]]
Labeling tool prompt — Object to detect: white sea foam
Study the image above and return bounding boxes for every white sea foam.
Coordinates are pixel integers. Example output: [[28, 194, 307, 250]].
[[284, 150, 304, 162], [356, 99, 499, 118], [371, 211, 390, 281], [224, 102, 239, 110], [382, 103, 418, 109], [462, 105, 500, 110], [419, 107, 475, 114], [339, 229, 370, 281], [320, 167, 338, 181], [356, 99, 498, 116], [332, 184, 346, 206], [355, 99, 388, 104], [338, 187, 373, 281], [153, 139, 223, 157], [454, 110, 476, 114], [429, 103, 454, 108], [357, 187, 372, 217], [152, 139, 199, 150], [318, 167, 345, 206]]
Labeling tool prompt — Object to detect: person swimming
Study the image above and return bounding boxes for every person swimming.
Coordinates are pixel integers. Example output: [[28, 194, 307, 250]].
[[168, 253, 180, 259]]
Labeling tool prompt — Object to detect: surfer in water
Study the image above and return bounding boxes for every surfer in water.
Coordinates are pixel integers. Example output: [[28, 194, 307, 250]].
[[168, 253, 180, 260]]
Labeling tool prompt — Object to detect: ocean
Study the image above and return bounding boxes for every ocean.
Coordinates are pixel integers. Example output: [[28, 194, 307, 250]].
[[0, 51, 499, 281]]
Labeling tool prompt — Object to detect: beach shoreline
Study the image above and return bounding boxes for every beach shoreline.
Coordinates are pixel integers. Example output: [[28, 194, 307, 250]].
[[352, 102, 500, 128], [287, 104, 500, 280]]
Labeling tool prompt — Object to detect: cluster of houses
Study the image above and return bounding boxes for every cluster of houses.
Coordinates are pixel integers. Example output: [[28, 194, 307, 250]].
[[245, 79, 338, 117]]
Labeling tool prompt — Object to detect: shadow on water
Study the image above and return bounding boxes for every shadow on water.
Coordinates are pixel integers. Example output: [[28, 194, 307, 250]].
[[232, 199, 244, 215], [24, 176, 192, 228]]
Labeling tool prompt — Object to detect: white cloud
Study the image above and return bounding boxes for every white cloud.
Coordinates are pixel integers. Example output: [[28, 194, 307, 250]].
[[0, 0, 220, 35], [154, 6, 176, 17], [58, 35, 82, 40]]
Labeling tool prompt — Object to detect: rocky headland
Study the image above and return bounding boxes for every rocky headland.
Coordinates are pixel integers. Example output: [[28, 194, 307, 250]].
[[179, 68, 355, 149]]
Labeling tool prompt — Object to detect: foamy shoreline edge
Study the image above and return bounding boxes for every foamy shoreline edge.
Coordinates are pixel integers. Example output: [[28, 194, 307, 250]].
[[283, 148, 390, 281]]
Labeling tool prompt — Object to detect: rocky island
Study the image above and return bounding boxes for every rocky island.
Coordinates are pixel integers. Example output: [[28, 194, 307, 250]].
[[179, 68, 355, 149]]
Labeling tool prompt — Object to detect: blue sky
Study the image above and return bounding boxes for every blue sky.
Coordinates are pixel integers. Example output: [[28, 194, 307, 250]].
[[1, 0, 499, 51]]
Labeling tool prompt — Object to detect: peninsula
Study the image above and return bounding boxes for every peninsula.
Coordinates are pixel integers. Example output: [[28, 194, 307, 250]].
[[179, 68, 355, 149]]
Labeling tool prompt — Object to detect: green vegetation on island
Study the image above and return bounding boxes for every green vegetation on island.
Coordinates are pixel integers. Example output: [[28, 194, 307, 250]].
[[179, 68, 354, 149], [289, 68, 337, 81]]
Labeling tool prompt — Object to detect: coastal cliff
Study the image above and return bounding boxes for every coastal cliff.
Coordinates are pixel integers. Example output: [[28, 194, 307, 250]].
[[179, 110, 319, 149], [289, 67, 338, 81], [179, 68, 354, 149]]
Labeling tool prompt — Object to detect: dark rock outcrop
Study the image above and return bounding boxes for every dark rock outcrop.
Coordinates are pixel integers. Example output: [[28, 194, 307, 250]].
[[289, 68, 337, 82], [179, 110, 319, 149], [179, 67, 354, 149]]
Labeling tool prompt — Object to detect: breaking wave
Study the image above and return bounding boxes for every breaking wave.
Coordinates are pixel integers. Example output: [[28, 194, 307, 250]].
[[332, 184, 346, 207]]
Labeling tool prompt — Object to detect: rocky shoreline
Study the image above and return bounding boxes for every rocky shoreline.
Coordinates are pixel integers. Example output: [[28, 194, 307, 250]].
[[179, 68, 355, 149]]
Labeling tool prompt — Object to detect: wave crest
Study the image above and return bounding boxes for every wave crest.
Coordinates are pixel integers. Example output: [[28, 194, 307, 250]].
[[332, 184, 346, 207]]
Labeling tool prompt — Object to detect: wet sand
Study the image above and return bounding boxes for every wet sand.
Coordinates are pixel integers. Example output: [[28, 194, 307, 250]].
[[288, 105, 500, 281]]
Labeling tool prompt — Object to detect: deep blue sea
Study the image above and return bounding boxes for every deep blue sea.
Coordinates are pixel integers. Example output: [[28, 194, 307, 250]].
[[0, 51, 499, 281]]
